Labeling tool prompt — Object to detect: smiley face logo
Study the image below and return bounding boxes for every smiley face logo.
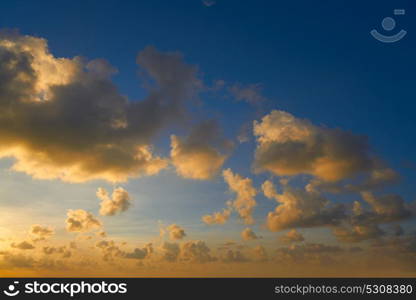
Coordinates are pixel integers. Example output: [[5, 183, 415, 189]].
[[3, 281, 20, 297], [371, 9, 407, 43]]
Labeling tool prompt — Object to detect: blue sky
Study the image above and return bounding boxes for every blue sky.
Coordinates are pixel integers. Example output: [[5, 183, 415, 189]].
[[0, 0, 415, 276]]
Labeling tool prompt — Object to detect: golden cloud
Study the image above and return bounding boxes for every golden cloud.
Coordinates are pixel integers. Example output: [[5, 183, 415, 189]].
[[0, 33, 201, 182], [65, 209, 102, 233], [170, 121, 230, 180], [254, 110, 379, 182], [97, 187, 131, 216], [263, 180, 345, 231], [241, 228, 260, 241], [279, 229, 305, 243], [166, 224, 186, 241], [29, 224, 54, 241], [223, 169, 257, 224], [202, 208, 231, 225]]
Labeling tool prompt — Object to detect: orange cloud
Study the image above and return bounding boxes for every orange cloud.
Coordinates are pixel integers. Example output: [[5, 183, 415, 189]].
[[254, 110, 381, 182], [97, 187, 131, 216], [65, 209, 102, 233], [223, 169, 257, 224], [170, 121, 230, 180], [241, 228, 260, 241]]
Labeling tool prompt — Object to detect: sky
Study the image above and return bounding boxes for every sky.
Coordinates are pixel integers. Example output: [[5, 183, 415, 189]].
[[0, 0, 415, 277]]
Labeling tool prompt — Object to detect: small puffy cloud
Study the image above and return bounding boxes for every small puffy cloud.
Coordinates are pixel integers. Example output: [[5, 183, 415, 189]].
[[241, 228, 260, 241], [263, 180, 345, 231], [279, 229, 305, 243], [254, 110, 378, 182], [123, 243, 153, 260], [97, 231, 107, 238], [166, 224, 186, 241], [170, 121, 230, 180], [11, 241, 35, 250], [202, 208, 231, 225], [29, 224, 54, 241], [97, 187, 131, 216], [0, 33, 203, 183], [262, 180, 279, 199], [43, 246, 71, 258], [65, 209, 102, 233], [223, 169, 257, 224]]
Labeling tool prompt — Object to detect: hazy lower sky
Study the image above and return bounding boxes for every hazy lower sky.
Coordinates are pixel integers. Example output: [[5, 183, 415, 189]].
[[0, 0, 415, 277]]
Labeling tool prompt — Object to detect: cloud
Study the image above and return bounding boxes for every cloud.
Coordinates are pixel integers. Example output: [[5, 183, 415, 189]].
[[0, 33, 202, 182], [223, 169, 257, 224], [251, 245, 268, 262], [43, 246, 71, 258], [254, 110, 380, 182], [229, 83, 267, 105], [97, 187, 131, 216], [241, 228, 260, 241], [202, 169, 257, 225], [0, 252, 35, 269], [95, 240, 153, 262], [360, 191, 413, 222], [329, 191, 414, 243], [333, 225, 384, 243], [263, 180, 345, 231], [65, 209, 102, 232], [11, 241, 35, 250], [29, 224, 54, 241], [179, 240, 214, 263], [279, 229, 305, 243], [159, 242, 180, 262], [158, 240, 214, 263], [123, 243, 153, 260], [218, 245, 267, 263], [219, 249, 248, 263], [95, 240, 124, 261], [170, 120, 230, 180], [202, 208, 231, 225], [262, 179, 279, 199], [306, 167, 400, 194], [166, 224, 186, 241], [97, 231, 107, 238], [202, 0, 216, 7]]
